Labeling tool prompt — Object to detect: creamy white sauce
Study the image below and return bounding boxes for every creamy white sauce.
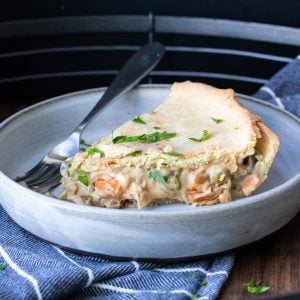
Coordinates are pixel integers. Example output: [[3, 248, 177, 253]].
[[60, 158, 236, 208]]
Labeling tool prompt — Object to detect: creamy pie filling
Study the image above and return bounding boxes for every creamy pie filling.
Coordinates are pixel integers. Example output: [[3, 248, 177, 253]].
[[59, 152, 262, 209]]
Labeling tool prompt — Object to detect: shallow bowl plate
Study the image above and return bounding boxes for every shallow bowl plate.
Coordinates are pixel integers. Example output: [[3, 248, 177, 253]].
[[0, 85, 299, 260]]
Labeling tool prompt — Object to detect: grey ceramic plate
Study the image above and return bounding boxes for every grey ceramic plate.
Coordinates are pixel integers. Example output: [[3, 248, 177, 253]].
[[0, 85, 299, 260]]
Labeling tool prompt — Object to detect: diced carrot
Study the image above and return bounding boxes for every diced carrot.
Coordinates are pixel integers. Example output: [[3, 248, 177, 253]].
[[188, 189, 222, 202], [95, 178, 122, 195], [241, 175, 259, 196], [190, 174, 205, 190], [100, 159, 116, 167]]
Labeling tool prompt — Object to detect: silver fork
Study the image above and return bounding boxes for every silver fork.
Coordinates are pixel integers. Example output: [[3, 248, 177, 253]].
[[15, 42, 165, 192]]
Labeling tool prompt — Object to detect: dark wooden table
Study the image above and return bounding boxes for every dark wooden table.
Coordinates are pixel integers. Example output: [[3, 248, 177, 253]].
[[219, 213, 300, 300]]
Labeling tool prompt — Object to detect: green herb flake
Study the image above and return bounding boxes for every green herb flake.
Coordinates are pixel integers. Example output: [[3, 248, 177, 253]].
[[67, 163, 72, 177], [199, 281, 207, 287], [77, 170, 89, 186], [148, 170, 168, 186], [86, 147, 103, 157], [150, 110, 157, 115], [189, 130, 209, 143], [211, 117, 223, 124], [80, 139, 90, 146], [153, 126, 161, 130], [132, 116, 146, 125], [243, 280, 270, 295], [80, 139, 91, 150], [192, 274, 200, 279], [112, 131, 177, 144], [130, 150, 142, 156], [163, 151, 183, 157], [0, 265, 6, 271]]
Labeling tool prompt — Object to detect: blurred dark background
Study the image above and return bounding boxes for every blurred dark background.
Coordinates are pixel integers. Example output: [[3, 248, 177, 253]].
[[2, 0, 300, 25], [1, 0, 300, 121]]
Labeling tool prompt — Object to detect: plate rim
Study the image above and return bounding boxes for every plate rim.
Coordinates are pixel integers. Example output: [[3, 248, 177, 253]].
[[0, 84, 299, 218]]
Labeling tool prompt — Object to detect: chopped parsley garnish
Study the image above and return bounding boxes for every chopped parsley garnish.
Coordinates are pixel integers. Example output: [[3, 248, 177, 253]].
[[189, 130, 209, 143], [67, 163, 72, 177], [148, 170, 168, 186], [211, 117, 223, 124], [0, 265, 6, 271], [163, 151, 183, 157], [86, 147, 103, 157], [150, 110, 157, 115], [80, 139, 90, 147], [191, 274, 207, 287], [199, 281, 207, 287], [132, 116, 146, 125], [243, 280, 270, 295], [77, 170, 89, 186], [80, 139, 91, 150], [153, 126, 161, 129], [112, 131, 177, 144], [130, 150, 142, 156]]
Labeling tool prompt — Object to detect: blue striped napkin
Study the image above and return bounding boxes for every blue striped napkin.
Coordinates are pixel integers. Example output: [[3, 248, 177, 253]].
[[254, 57, 300, 117], [0, 58, 299, 300]]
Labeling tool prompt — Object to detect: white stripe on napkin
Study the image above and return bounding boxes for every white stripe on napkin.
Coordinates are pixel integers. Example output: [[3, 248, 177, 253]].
[[52, 246, 94, 287], [154, 267, 228, 277], [0, 245, 43, 300], [260, 86, 285, 109], [131, 260, 140, 272], [93, 283, 194, 297]]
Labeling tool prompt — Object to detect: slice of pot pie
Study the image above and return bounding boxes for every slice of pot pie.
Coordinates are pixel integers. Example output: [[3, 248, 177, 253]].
[[59, 81, 279, 209]]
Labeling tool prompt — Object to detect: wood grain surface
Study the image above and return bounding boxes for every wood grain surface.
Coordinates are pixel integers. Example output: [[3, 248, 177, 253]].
[[219, 213, 300, 300]]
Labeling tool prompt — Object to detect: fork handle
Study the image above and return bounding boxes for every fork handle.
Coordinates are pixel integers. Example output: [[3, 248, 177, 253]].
[[75, 42, 165, 133]]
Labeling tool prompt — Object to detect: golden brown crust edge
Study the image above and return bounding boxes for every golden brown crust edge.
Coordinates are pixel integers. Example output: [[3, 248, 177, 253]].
[[255, 122, 280, 179]]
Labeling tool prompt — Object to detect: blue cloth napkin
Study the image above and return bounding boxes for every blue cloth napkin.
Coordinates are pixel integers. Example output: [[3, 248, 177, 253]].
[[254, 57, 300, 117], [0, 58, 299, 300]]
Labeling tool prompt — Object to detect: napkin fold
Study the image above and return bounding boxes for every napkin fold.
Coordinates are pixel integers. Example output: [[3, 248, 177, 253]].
[[254, 57, 300, 117], [0, 57, 299, 300]]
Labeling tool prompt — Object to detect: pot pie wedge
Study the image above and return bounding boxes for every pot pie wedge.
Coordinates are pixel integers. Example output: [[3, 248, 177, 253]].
[[59, 81, 279, 208]]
